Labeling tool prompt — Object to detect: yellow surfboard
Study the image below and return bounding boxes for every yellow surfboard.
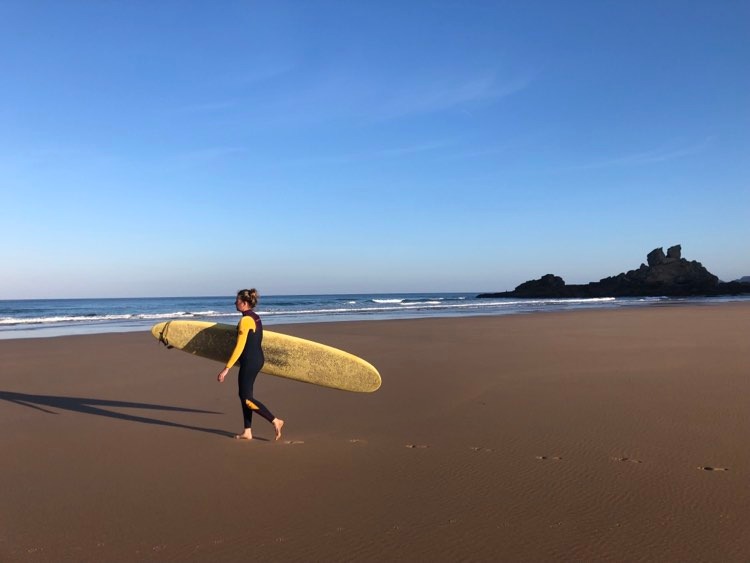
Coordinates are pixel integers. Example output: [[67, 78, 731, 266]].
[[151, 320, 381, 393]]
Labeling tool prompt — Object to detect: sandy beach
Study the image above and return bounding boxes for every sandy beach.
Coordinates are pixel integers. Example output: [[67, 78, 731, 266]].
[[1, 303, 749, 562]]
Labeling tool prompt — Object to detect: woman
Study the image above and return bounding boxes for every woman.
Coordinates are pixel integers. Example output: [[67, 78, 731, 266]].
[[217, 289, 284, 441]]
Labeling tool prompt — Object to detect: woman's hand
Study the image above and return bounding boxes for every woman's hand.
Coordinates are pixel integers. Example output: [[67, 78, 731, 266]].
[[217, 367, 229, 383]]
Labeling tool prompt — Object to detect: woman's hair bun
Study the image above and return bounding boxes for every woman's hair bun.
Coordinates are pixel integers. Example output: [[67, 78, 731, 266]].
[[236, 288, 259, 309]]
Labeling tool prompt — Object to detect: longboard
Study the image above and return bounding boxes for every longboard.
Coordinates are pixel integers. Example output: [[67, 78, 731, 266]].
[[151, 320, 381, 393]]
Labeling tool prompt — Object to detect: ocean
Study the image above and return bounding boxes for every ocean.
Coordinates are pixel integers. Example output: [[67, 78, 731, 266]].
[[1, 292, 748, 340]]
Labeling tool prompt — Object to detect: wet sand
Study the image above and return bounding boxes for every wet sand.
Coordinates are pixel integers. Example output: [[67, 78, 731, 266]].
[[1, 303, 749, 561]]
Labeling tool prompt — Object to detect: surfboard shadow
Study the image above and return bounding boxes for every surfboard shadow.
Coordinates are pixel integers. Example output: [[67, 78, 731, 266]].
[[0, 391, 232, 437]]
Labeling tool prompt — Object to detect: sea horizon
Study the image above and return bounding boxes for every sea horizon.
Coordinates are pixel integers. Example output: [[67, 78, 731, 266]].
[[2, 291, 750, 341]]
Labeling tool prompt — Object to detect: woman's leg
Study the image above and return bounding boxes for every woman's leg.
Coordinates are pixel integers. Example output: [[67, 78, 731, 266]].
[[237, 365, 284, 440], [242, 395, 275, 423], [237, 365, 257, 437]]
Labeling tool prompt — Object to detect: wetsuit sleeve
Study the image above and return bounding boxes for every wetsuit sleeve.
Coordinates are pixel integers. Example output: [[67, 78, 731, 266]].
[[225, 316, 257, 368]]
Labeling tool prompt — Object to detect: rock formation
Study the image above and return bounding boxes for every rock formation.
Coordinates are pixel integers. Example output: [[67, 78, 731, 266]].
[[478, 245, 750, 299]]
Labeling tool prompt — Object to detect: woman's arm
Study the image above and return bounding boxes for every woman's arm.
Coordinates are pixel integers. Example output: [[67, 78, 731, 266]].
[[217, 316, 256, 382]]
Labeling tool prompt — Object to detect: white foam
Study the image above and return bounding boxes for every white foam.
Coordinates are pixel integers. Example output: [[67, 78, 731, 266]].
[[137, 310, 224, 319], [258, 297, 617, 317], [0, 314, 134, 325], [0, 309, 236, 326], [0, 297, 619, 327]]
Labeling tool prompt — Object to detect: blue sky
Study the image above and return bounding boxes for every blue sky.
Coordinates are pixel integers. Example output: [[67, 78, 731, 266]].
[[1, 1, 748, 298]]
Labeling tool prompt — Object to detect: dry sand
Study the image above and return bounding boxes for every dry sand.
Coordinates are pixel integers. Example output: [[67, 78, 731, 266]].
[[1, 303, 749, 562]]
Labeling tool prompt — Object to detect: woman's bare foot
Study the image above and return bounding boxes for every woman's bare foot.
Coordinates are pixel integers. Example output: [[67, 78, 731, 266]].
[[273, 418, 284, 441], [234, 429, 253, 440]]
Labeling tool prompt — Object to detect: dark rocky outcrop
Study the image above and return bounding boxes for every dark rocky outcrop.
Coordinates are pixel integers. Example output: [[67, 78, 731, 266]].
[[478, 245, 750, 299], [666, 245, 682, 260], [512, 274, 566, 297]]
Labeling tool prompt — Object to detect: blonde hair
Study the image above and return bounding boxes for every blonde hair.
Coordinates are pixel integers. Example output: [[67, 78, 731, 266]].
[[236, 288, 259, 309]]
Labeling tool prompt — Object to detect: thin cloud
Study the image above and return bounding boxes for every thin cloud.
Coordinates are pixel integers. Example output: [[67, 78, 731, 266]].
[[374, 72, 534, 121], [173, 63, 295, 114], [367, 139, 455, 159], [565, 138, 714, 171], [232, 63, 296, 86], [173, 100, 238, 114], [0, 147, 117, 168], [246, 69, 535, 127], [448, 144, 514, 160], [173, 146, 248, 164], [286, 139, 454, 166]]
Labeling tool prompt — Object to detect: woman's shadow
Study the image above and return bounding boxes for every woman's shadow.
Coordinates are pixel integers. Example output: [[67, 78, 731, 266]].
[[0, 390, 242, 438]]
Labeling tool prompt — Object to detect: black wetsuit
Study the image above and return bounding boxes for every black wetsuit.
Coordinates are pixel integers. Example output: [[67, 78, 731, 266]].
[[230, 310, 275, 428]]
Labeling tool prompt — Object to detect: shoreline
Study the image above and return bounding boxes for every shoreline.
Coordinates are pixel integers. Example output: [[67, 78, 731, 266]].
[[2, 294, 749, 342], [2, 303, 750, 561]]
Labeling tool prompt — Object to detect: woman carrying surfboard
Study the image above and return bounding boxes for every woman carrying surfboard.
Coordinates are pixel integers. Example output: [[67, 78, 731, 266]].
[[216, 289, 284, 441]]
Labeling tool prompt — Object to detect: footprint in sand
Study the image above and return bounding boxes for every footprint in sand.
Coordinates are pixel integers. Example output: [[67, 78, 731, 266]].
[[536, 456, 563, 461], [405, 444, 429, 449], [698, 466, 729, 472], [284, 440, 305, 445], [470, 446, 493, 452], [613, 457, 642, 464], [323, 526, 346, 537]]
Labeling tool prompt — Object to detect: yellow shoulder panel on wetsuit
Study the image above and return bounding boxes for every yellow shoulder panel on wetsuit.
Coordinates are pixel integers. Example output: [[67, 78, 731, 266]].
[[225, 315, 257, 368]]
